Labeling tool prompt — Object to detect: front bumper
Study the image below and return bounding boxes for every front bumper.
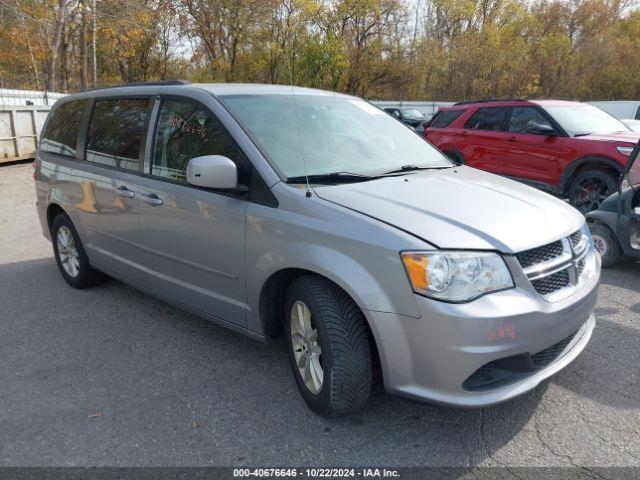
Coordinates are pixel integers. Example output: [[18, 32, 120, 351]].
[[365, 250, 600, 407]]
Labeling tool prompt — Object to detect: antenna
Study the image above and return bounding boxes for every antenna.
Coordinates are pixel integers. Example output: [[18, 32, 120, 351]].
[[285, 33, 311, 198]]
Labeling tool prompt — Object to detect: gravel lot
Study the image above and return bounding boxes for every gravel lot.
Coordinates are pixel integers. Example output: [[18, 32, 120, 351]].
[[1, 162, 639, 469]]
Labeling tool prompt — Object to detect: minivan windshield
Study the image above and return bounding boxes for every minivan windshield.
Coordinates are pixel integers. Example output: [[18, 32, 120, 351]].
[[543, 103, 631, 136], [218, 94, 451, 179]]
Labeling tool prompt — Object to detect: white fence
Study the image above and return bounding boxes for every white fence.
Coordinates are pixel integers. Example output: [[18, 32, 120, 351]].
[[0, 88, 68, 107]]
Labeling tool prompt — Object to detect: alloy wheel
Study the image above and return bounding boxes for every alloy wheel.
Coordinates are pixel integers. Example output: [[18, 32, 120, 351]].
[[290, 300, 323, 394], [573, 177, 613, 213], [56, 226, 80, 278]]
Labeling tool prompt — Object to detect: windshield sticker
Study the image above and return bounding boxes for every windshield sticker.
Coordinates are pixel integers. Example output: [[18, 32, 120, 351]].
[[349, 100, 384, 115], [168, 115, 207, 139]]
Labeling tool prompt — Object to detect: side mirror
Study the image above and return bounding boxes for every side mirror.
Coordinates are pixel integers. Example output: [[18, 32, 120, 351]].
[[186, 155, 238, 190], [527, 123, 555, 135]]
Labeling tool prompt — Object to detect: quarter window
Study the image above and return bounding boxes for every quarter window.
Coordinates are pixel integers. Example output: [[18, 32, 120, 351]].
[[86, 98, 150, 171], [464, 107, 508, 131], [507, 107, 553, 134], [40, 100, 85, 157], [152, 99, 237, 183]]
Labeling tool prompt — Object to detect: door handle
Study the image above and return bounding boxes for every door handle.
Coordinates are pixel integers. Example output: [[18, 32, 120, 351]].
[[507, 136, 518, 142], [141, 193, 164, 206], [115, 186, 135, 198]]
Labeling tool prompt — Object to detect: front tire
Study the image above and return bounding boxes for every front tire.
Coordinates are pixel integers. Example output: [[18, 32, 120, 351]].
[[284, 275, 372, 417], [589, 222, 622, 267], [568, 169, 618, 213], [52, 213, 104, 289]]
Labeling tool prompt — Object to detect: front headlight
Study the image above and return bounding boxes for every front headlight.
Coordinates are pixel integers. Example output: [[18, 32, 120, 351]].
[[617, 146, 634, 157], [401, 251, 514, 302]]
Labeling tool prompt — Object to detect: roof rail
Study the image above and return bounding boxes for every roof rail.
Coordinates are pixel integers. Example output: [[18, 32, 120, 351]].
[[452, 98, 526, 106], [82, 80, 191, 92]]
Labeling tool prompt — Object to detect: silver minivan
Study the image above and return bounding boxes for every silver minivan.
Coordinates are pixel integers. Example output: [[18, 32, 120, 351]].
[[35, 82, 600, 416]]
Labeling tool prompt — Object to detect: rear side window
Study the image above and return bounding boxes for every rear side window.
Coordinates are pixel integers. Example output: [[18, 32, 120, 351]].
[[464, 107, 508, 131], [151, 99, 237, 183], [86, 98, 150, 171], [40, 100, 85, 157], [430, 109, 465, 128], [635, 105, 640, 120]]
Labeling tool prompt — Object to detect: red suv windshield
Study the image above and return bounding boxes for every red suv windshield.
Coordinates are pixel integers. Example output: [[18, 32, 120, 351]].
[[543, 104, 631, 136]]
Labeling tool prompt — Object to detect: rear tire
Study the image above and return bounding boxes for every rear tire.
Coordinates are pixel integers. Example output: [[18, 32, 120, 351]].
[[52, 213, 104, 289], [284, 275, 372, 417], [589, 222, 622, 268], [568, 169, 618, 213]]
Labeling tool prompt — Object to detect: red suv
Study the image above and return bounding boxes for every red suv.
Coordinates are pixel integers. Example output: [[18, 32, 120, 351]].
[[425, 99, 639, 212]]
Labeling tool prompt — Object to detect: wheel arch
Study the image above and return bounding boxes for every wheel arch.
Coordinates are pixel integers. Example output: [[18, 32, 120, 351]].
[[257, 267, 385, 382], [560, 155, 623, 196], [46, 203, 66, 233]]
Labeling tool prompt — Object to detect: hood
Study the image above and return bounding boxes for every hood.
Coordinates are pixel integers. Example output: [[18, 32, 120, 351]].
[[578, 132, 640, 144], [314, 166, 584, 254]]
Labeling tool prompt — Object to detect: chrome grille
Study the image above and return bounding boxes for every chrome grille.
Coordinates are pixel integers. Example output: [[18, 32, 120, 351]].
[[515, 241, 564, 269], [516, 228, 590, 299]]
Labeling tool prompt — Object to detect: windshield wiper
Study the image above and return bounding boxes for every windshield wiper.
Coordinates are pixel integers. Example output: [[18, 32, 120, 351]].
[[380, 164, 452, 175], [286, 171, 376, 184]]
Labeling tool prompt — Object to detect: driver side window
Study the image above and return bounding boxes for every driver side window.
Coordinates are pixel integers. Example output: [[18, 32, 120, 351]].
[[508, 107, 553, 134], [152, 99, 237, 183]]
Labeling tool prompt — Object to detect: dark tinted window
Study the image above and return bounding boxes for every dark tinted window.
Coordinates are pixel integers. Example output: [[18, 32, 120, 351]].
[[430, 109, 465, 128], [152, 99, 237, 183], [507, 107, 553, 133], [464, 107, 508, 131], [86, 98, 149, 171], [40, 100, 85, 156], [635, 105, 640, 120]]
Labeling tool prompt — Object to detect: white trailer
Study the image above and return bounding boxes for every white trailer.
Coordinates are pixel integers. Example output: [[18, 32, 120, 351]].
[[0, 105, 53, 163], [0, 89, 68, 163]]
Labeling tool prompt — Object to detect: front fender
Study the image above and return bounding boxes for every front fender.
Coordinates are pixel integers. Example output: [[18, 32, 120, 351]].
[[244, 196, 427, 337], [586, 209, 618, 232], [254, 241, 416, 316]]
